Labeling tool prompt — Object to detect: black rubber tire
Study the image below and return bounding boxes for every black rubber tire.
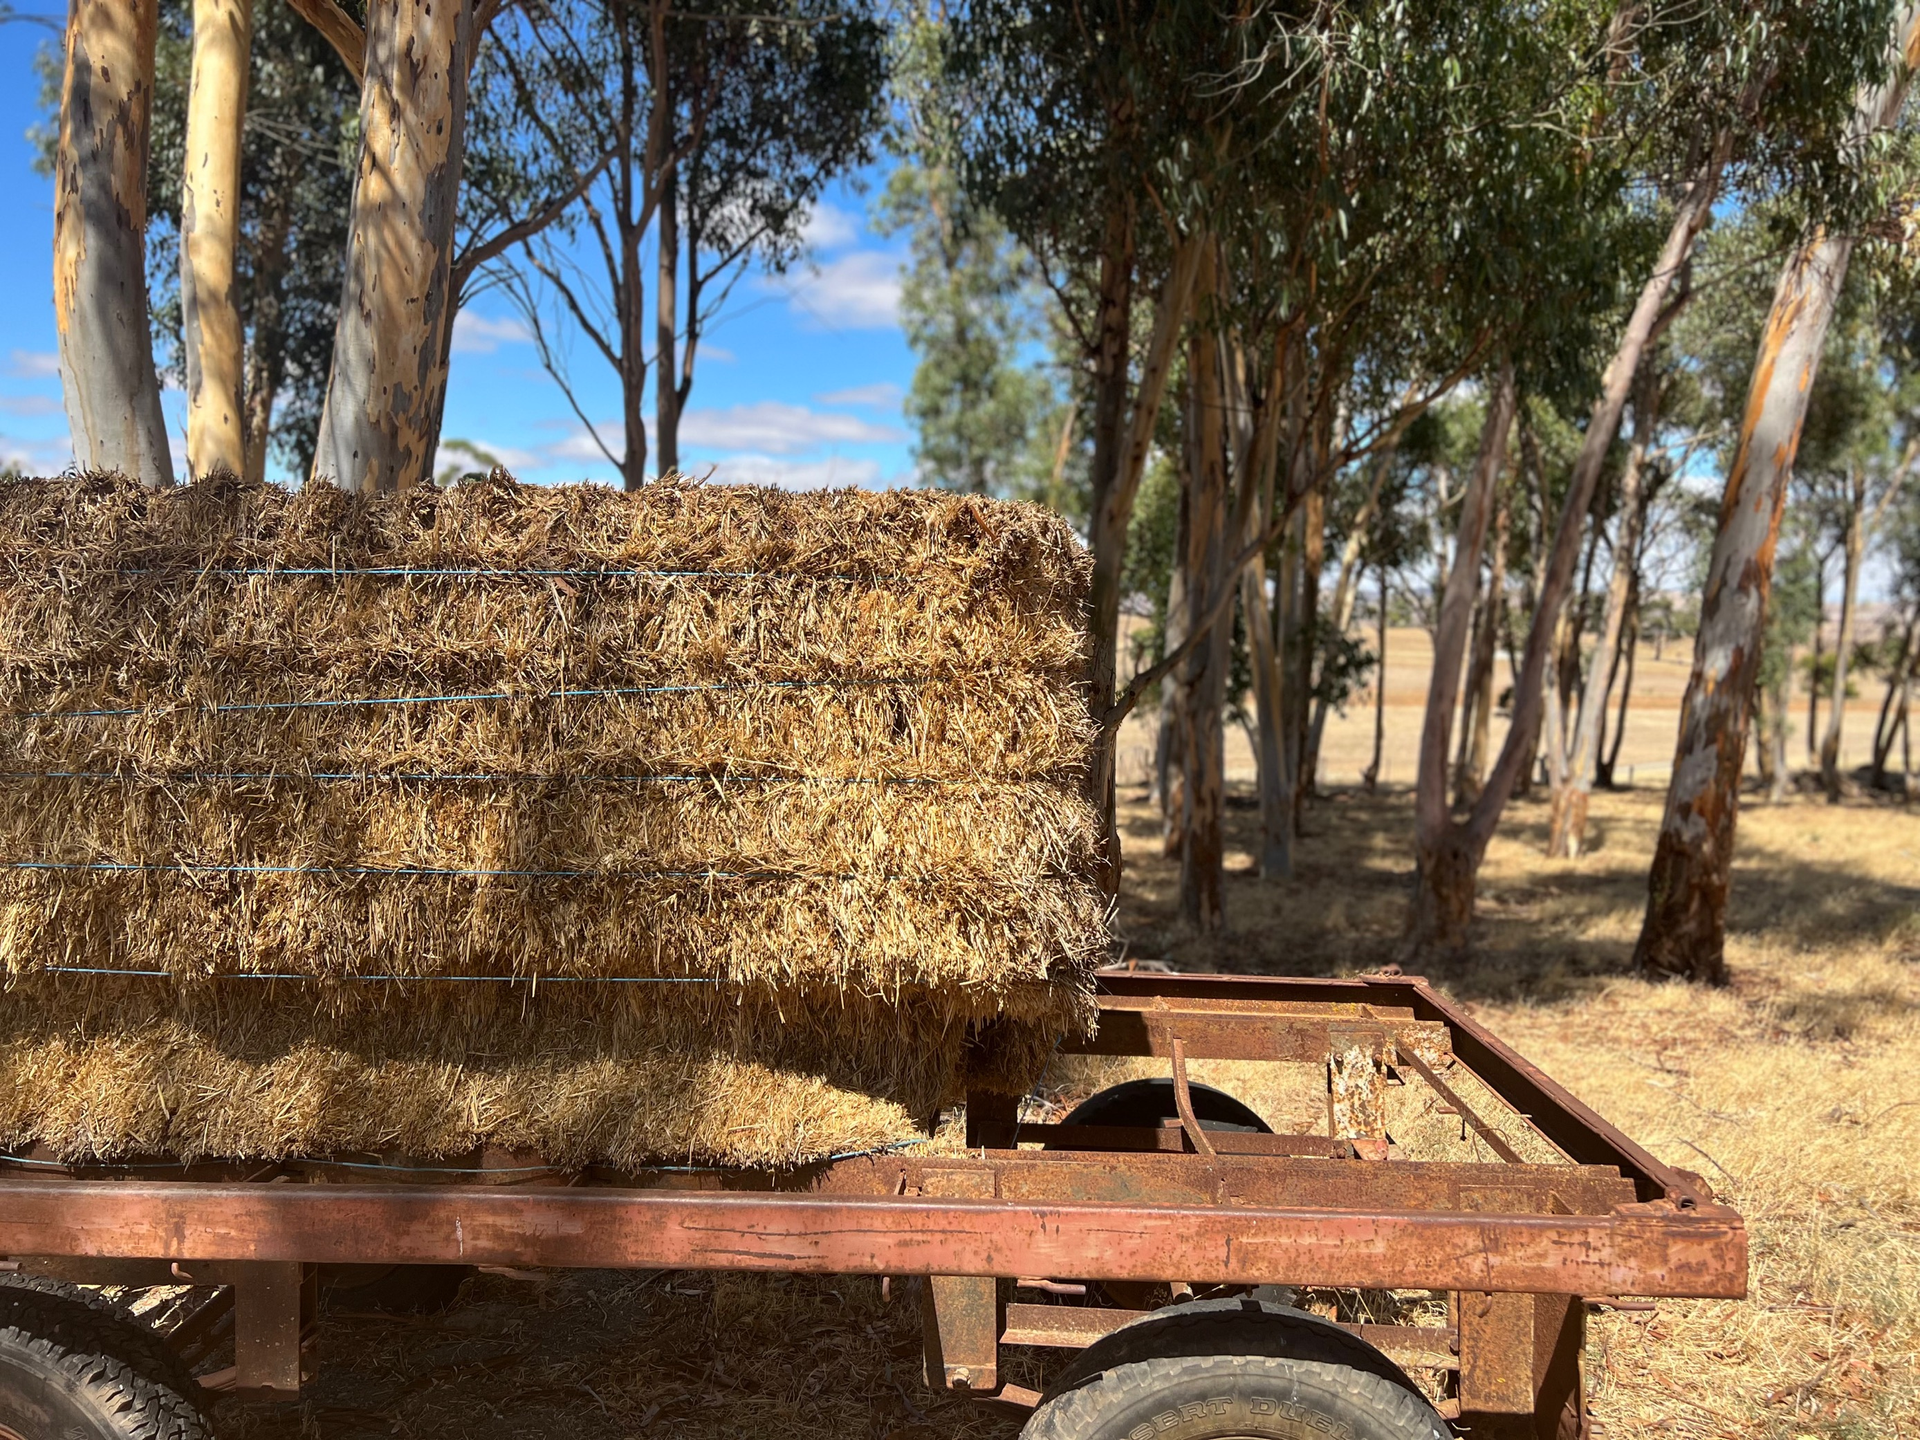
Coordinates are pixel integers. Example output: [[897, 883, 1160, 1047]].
[[1023, 1298, 1451, 1440], [0, 1277, 207, 1404], [1056, 1079, 1274, 1136], [0, 1281, 213, 1440]]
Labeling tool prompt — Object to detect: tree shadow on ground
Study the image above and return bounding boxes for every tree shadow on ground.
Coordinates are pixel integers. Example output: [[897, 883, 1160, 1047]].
[[1115, 783, 1920, 1011]]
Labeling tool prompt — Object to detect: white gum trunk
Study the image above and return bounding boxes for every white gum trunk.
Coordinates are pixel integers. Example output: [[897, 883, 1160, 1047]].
[[313, 0, 474, 492], [54, 0, 175, 486], [181, 0, 252, 478], [1636, 1, 1920, 981]]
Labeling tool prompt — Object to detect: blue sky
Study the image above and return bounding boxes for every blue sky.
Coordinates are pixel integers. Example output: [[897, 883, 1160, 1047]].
[[0, 22, 919, 489]]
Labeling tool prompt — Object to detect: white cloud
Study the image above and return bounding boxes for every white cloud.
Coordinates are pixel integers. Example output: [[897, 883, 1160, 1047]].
[[814, 382, 903, 409], [800, 203, 862, 252], [0, 432, 73, 475], [702, 453, 884, 491], [0, 395, 59, 417], [548, 423, 625, 466], [434, 436, 543, 476], [6, 350, 59, 379], [778, 250, 902, 330], [450, 312, 533, 355], [678, 401, 902, 455], [696, 344, 736, 364]]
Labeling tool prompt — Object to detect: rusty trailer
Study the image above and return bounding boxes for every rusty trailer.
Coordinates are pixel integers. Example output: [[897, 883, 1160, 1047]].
[[0, 971, 1746, 1440]]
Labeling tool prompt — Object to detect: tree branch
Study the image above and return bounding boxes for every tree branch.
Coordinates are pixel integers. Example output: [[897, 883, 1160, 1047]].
[[453, 150, 615, 298], [1101, 498, 1300, 735], [285, 0, 364, 86]]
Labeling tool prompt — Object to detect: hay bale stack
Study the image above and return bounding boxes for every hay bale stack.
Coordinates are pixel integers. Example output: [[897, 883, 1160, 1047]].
[[0, 473, 1104, 1168]]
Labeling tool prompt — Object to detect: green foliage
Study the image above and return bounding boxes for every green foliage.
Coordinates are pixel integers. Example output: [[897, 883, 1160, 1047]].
[[876, 160, 1067, 501], [1763, 540, 1825, 706], [1119, 450, 1181, 681], [878, 8, 1075, 508]]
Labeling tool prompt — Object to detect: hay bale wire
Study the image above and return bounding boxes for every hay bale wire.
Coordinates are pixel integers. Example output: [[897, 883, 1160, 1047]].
[[0, 473, 1106, 1166]]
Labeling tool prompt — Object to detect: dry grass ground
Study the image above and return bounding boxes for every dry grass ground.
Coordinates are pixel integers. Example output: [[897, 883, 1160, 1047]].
[[202, 645, 1918, 1439]]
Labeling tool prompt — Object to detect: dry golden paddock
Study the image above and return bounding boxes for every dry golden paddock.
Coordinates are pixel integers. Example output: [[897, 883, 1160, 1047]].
[[198, 636, 1917, 1440]]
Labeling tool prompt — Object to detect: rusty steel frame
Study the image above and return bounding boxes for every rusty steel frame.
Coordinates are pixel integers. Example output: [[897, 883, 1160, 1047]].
[[0, 973, 1744, 1435]]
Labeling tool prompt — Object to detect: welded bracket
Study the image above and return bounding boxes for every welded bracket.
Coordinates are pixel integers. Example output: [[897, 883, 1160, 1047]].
[[1454, 1186, 1547, 1429], [920, 1168, 999, 1392], [1327, 1031, 1388, 1139]]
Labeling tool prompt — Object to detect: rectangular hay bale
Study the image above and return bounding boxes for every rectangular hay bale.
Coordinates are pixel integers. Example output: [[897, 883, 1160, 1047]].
[[0, 473, 1105, 1169]]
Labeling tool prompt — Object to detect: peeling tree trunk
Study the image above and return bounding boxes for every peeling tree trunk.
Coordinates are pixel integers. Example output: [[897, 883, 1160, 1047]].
[[1229, 330, 1291, 880], [1807, 559, 1827, 763], [1173, 245, 1228, 931], [651, 8, 679, 479], [1636, 4, 1920, 981], [1407, 148, 1724, 953], [312, 0, 474, 492], [1820, 470, 1867, 801], [1554, 369, 1660, 855], [1295, 480, 1327, 804], [1597, 591, 1638, 789], [1309, 425, 1406, 778], [239, 182, 290, 486], [1455, 480, 1508, 808], [1871, 613, 1915, 788], [655, 162, 680, 476], [55, 0, 174, 486], [181, 0, 251, 478], [1409, 359, 1515, 952], [1363, 564, 1387, 793], [1086, 219, 1199, 895]]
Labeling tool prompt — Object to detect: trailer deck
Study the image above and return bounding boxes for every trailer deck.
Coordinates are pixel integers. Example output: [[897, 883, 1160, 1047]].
[[0, 972, 1746, 1439]]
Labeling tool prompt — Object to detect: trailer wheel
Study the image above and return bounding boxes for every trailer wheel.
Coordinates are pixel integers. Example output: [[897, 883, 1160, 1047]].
[[1052, 1078, 1273, 1138], [0, 1282, 212, 1440], [1023, 1298, 1451, 1440]]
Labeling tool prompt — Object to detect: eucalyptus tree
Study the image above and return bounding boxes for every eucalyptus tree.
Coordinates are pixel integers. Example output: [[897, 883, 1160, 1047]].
[[879, 8, 1061, 499], [949, 0, 1236, 890], [53, 0, 174, 485], [476, 0, 884, 489], [1411, 0, 1908, 952], [1638, 0, 1920, 983], [138, 0, 358, 482], [178, 0, 250, 478]]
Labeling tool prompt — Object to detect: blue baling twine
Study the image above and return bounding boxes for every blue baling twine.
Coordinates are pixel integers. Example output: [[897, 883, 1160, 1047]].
[[26, 674, 927, 721], [32, 966, 722, 983], [121, 566, 872, 581], [3, 863, 953, 887], [0, 1137, 928, 1177], [3, 769, 953, 785]]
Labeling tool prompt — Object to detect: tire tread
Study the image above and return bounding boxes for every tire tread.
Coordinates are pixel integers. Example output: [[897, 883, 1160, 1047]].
[[0, 1281, 213, 1440]]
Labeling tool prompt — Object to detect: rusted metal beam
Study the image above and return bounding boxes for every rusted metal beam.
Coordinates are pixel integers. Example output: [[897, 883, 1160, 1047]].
[[1000, 1304, 1461, 1375], [1398, 1048, 1528, 1165], [1068, 993, 1451, 1065], [921, 1169, 999, 1392], [1168, 1038, 1217, 1157], [1328, 1036, 1389, 1140], [1457, 1288, 1535, 1415], [1001, 1302, 1149, 1348], [0, 1179, 1747, 1298], [821, 1151, 1640, 1217], [1088, 973, 1694, 1205], [1014, 1124, 1354, 1158]]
